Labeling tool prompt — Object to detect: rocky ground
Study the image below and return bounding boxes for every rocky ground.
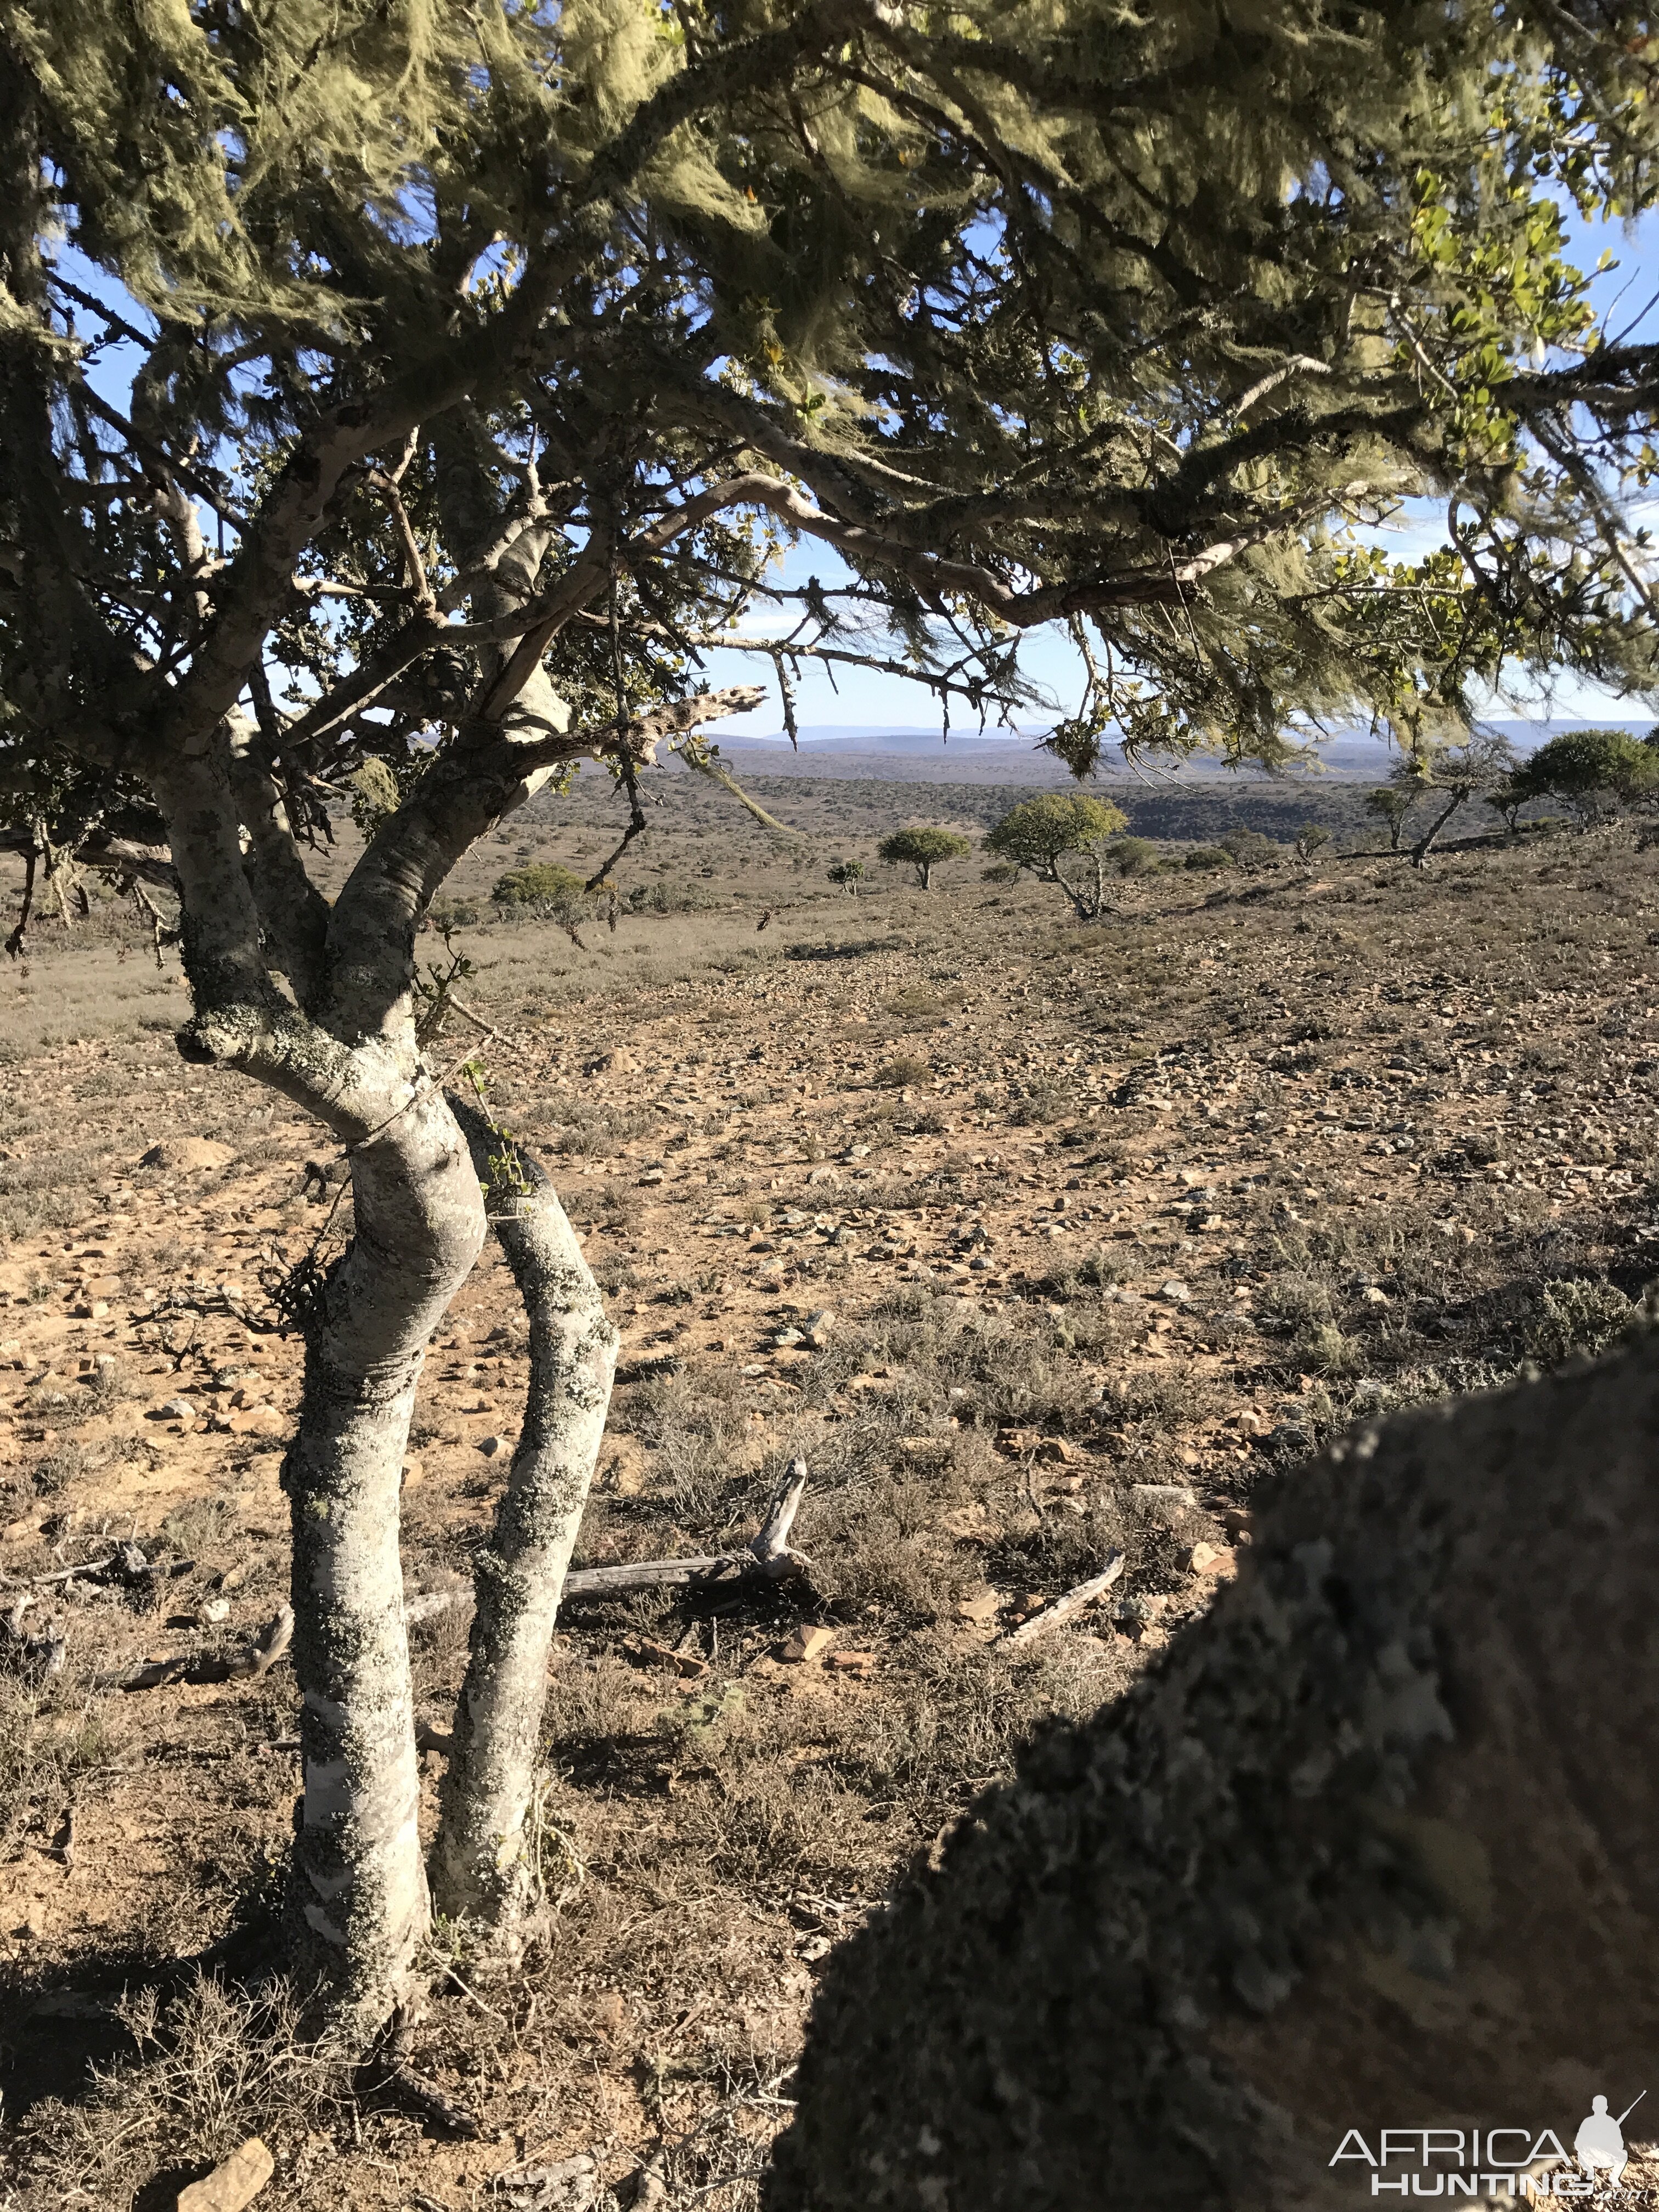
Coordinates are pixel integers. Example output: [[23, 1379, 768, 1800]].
[[2, 778, 1657, 2208]]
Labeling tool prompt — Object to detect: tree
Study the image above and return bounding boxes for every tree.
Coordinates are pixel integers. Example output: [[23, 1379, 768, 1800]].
[[878, 827, 973, 890], [1293, 822, 1333, 863], [768, 1336, 1659, 2210], [984, 793, 1128, 918], [1505, 728, 1659, 826], [1364, 785, 1418, 851], [3, 0, 1657, 2037], [827, 860, 865, 897], [1390, 733, 1519, 866]]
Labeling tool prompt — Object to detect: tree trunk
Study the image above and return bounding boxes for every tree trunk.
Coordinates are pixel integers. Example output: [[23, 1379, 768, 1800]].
[[430, 1099, 617, 1941], [1411, 790, 1465, 866], [285, 1088, 487, 2034], [766, 1338, 1659, 2211]]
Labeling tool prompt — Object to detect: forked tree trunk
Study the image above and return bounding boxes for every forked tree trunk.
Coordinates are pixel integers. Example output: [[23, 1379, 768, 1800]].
[[431, 1098, 618, 1940], [767, 1339, 1659, 2211], [284, 1090, 487, 2032]]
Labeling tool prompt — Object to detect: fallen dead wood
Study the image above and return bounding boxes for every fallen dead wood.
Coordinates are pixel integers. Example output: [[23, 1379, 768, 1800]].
[[105, 1603, 294, 1691], [406, 1455, 812, 1626], [1004, 1553, 1124, 1645], [0, 1593, 65, 1678]]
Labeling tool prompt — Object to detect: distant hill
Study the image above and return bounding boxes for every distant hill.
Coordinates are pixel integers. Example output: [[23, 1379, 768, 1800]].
[[701, 716, 1637, 786]]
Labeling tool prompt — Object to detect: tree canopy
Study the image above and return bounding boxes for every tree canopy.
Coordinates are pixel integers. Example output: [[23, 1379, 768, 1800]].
[[4, 0, 1659, 860], [878, 825, 972, 887], [1504, 726, 1659, 819], [984, 794, 1129, 879]]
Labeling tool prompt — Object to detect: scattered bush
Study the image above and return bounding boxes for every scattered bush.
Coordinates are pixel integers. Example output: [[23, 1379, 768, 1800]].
[[827, 860, 865, 894], [1526, 1278, 1632, 1365], [874, 1054, 932, 1088], [492, 862, 589, 917], [1104, 836, 1163, 876], [981, 861, 1021, 884], [627, 879, 722, 915], [1182, 845, 1235, 871]]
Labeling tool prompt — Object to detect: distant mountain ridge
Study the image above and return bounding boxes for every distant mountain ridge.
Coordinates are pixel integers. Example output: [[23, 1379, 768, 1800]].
[[701, 716, 1641, 785]]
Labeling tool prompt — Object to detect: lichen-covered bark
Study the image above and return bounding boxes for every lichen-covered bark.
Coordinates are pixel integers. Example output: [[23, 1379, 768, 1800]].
[[432, 1098, 618, 1939], [284, 1087, 487, 2032], [766, 1341, 1659, 2212]]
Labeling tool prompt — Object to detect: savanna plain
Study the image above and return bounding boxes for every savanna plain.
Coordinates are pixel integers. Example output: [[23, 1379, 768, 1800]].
[[1, 762, 1656, 2209]]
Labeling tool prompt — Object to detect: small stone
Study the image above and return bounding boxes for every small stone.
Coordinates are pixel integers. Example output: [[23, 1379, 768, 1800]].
[[825, 1649, 876, 1675], [200, 1598, 231, 1624], [174, 2136, 275, 2212], [1187, 1541, 1221, 1574], [1156, 1278, 1190, 1304], [402, 1459, 425, 1489], [478, 1435, 506, 1457], [159, 1397, 195, 1421], [773, 1326, 804, 1348], [956, 1589, 1002, 1625], [1035, 1436, 1085, 1465], [780, 1624, 836, 1662]]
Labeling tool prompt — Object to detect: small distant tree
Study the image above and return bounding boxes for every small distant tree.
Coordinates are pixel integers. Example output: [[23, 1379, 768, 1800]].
[[984, 794, 1130, 918], [1505, 729, 1659, 827], [1392, 733, 1519, 865], [878, 827, 973, 890], [1364, 786, 1418, 850], [1485, 780, 1530, 835], [1294, 822, 1334, 862], [827, 860, 865, 898], [1218, 828, 1283, 874]]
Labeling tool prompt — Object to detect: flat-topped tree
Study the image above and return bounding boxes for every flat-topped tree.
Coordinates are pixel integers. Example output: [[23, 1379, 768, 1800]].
[[878, 825, 973, 888], [2, 1, 1657, 2036]]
